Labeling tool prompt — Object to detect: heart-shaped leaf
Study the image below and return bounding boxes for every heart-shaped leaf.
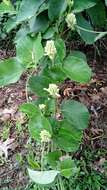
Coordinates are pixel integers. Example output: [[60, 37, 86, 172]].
[[63, 51, 91, 83]]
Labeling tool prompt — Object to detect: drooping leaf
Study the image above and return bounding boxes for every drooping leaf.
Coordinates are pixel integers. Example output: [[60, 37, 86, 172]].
[[48, 0, 67, 20], [87, 0, 106, 27], [16, 34, 43, 67], [76, 15, 107, 44], [63, 51, 91, 83], [61, 100, 90, 130], [0, 58, 24, 87], [73, 0, 96, 13], [28, 169, 59, 185], [29, 11, 49, 33], [17, 0, 45, 23]]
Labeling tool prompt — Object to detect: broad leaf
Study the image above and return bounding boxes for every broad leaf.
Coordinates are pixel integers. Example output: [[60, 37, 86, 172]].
[[60, 159, 79, 178], [29, 75, 51, 97], [55, 38, 66, 62], [47, 151, 62, 167], [0, 1, 15, 14], [48, 0, 67, 20], [43, 27, 56, 39], [87, 0, 106, 27], [43, 65, 66, 83], [63, 51, 91, 83], [17, 0, 45, 23], [29, 112, 52, 140], [0, 58, 24, 87], [55, 120, 82, 152], [16, 34, 43, 67], [61, 100, 90, 130], [76, 15, 107, 44], [73, 0, 96, 13], [28, 169, 59, 185], [20, 103, 39, 118], [29, 11, 49, 33]]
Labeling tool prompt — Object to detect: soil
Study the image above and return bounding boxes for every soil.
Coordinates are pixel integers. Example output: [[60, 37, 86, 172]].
[[0, 39, 107, 189]]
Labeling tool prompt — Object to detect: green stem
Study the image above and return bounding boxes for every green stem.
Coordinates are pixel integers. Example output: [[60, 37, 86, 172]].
[[41, 143, 45, 170], [59, 176, 65, 190], [25, 69, 35, 102]]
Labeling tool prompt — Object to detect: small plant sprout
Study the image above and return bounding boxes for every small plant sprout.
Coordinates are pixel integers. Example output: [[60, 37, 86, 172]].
[[44, 84, 60, 98], [44, 40, 57, 61], [39, 104, 46, 111], [40, 130, 51, 143], [66, 13, 76, 30]]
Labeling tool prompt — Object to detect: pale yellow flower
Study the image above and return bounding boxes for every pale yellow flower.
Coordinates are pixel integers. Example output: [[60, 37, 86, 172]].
[[40, 130, 51, 143], [39, 104, 46, 110], [44, 84, 60, 98], [66, 13, 76, 30], [44, 40, 57, 60]]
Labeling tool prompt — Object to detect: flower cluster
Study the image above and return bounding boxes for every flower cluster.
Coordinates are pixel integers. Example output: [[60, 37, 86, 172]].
[[44, 40, 57, 61], [40, 130, 51, 143], [39, 104, 46, 111], [44, 84, 60, 98], [66, 13, 76, 30]]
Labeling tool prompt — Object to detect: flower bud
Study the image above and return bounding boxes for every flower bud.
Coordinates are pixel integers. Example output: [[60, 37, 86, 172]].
[[40, 130, 51, 143], [44, 40, 57, 61], [66, 13, 76, 30], [44, 84, 60, 98]]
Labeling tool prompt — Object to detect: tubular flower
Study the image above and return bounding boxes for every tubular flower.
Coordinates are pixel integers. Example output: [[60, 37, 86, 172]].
[[44, 40, 57, 61], [40, 130, 51, 143], [44, 84, 60, 98], [66, 13, 76, 30]]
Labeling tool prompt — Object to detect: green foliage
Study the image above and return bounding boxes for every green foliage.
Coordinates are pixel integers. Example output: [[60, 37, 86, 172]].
[[0, 0, 107, 189]]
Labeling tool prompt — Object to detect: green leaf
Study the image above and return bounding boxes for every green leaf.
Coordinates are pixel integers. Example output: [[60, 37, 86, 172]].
[[87, 0, 106, 27], [60, 159, 79, 178], [43, 65, 66, 83], [17, 0, 45, 23], [76, 15, 107, 44], [48, 0, 67, 20], [61, 100, 90, 130], [29, 112, 52, 140], [0, 58, 24, 87], [73, 0, 96, 13], [0, 1, 15, 14], [29, 11, 49, 33], [55, 120, 82, 152], [29, 75, 51, 97], [20, 103, 39, 118], [4, 16, 17, 33], [16, 34, 43, 67], [15, 26, 30, 43], [63, 51, 91, 83], [47, 151, 62, 167], [28, 169, 59, 185], [43, 27, 56, 39], [55, 38, 66, 62], [105, 0, 107, 6]]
